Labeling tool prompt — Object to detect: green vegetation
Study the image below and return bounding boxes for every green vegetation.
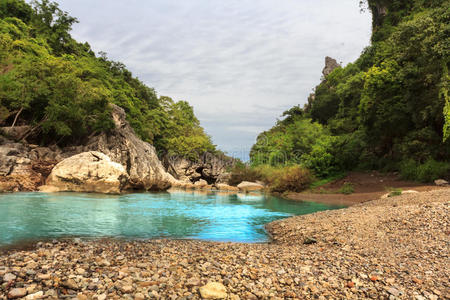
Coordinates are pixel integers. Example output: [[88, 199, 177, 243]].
[[228, 163, 313, 193], [246, 0, 450, 188], [386, 187, 403, 197], [0, 0, 216, 157], [338, 183, 355, 195]]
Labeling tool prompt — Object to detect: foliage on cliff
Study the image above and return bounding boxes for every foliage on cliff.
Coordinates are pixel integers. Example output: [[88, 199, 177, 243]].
[[250, 0, 450, 182], [0, 0, 216, 157]]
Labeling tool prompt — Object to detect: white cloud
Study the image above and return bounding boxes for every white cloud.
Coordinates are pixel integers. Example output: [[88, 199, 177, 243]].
[[57, 0, 372, 155]]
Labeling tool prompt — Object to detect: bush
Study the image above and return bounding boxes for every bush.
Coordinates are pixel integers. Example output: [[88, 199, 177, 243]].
[[400, 159, 450, 182], [228, 162, 263, 186], [268, 165, 314, 193], [229, 164, 314, 193], [338, 183, 354, 195]]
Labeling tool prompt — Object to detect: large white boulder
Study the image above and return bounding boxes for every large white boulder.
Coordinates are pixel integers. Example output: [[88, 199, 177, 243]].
[[41, 151, 128, 194], [237, 181, 264, 192]]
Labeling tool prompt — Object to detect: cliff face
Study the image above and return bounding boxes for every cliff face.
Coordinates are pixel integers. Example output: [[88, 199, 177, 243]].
[[0, 105, 177, 192], [163, 152, 235, 185], [64, 105, 177, 191]]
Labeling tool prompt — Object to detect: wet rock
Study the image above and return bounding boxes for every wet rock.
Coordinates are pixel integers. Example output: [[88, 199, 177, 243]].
[[237, 181, 264, 192], [215, 184, 239, 192]]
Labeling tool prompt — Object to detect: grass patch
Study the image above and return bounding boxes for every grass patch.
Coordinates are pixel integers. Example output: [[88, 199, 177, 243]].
[[309, 172, 347, 190], [338, 182, 354, 195], [386, 187, 402, 197]]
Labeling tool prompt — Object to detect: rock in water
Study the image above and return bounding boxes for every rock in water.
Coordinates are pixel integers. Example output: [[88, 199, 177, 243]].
[[42, 151, 128, 194], [237, 181, 264, 192], [199, 282, 228, 299], [215, 183, 239, 192]]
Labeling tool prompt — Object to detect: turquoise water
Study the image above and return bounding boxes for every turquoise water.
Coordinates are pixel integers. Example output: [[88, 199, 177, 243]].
[[0, 191, 342, 245]]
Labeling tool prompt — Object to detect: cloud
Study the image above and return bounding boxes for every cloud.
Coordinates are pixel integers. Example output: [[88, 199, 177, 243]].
[[57, 0, 372, 155]]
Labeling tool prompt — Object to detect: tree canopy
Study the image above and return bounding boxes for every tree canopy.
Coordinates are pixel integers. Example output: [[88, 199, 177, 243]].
[[0, 0, 217, 157], [251, 0, 450, 181]]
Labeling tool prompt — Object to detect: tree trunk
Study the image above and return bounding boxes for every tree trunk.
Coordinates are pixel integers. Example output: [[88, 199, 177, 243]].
[[11, 107, 23, 128]]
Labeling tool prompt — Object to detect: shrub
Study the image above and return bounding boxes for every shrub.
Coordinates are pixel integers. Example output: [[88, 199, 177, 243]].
[[387, 187, 402, 197], [228, 162, 263, 186], [229, 164, 314, 193], [268, 165, 314, 193], [338, 183, 354, 195], [400, 159, 450, 182]]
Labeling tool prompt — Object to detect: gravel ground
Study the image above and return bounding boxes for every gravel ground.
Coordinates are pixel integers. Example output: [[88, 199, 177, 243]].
[[0, 189, 449, 299]]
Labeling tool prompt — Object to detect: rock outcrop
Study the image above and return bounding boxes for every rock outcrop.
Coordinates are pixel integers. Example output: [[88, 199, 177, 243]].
[[163, 152, 234, 185], [63, 105, 176, 191], [0, 136, 60, 192], [0, 105, 177, 192], [41, 151, 129, 194], [322, 56, 340, 77]]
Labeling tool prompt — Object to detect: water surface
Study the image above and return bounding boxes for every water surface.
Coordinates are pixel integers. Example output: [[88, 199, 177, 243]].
[[0, 191, 343, 245]]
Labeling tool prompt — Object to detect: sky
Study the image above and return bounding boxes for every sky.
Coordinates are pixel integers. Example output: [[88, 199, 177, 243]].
[[56, 0, 372, 160]]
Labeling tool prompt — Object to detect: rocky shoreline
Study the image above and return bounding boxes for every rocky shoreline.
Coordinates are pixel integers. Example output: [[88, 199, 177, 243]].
[[1, 189, 448, 299]]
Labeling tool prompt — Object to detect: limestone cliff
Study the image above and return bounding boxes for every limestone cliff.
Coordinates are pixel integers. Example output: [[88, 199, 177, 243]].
[[0, 105, 177, 192]]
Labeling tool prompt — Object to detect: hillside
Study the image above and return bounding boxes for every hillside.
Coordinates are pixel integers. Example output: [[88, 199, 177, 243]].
[[0, 0, 216, 158], [250, 0, 450, 182]]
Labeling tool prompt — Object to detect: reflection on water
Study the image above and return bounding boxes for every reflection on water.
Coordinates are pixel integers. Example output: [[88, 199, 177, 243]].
[[0, 191, 343, 245]]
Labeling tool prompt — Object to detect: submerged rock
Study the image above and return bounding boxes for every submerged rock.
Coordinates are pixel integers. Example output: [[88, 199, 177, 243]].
[[42, 151, 128, 194], [215, 183, 239, 192]]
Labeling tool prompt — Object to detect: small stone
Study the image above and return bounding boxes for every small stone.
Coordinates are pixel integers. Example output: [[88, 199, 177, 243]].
[[63, 278, 79, 290], [76, 268, 86, 275], [186, 277, 201, 287], [135, 292, 145, 300], [37, 273, 51, 280], [3, 272, 16, 282], [370, 276, 378, 282], [77, 294, 88, 300], [25, 291, 44, 299], [121, 285, 133, 294], [386, 278, 395, 284], [199, 282, 228, 299], [412, 277, 423, 284], [303, 237, 317, 245], [97, 294, 107, 300], [347, 281, 355, 288], [8, 288, 27, 299]]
